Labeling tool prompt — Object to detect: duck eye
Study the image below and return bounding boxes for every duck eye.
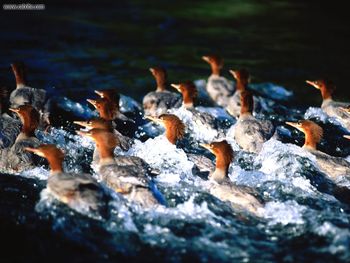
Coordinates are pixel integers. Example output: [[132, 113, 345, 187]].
[[297, 121, 302, 125]]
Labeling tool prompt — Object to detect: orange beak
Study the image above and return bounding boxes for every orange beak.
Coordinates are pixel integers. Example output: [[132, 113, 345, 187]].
[[202, 56, 210, 63], [149, 67, 156, 75], [94, 90, 104, 98], [285, 121, 303, 132], [87, 99, 97, 108], [171, 83, 181, 92], [305, 80, 319, 89], [9, 108, 19, 113], [229, 69, 238, 79]]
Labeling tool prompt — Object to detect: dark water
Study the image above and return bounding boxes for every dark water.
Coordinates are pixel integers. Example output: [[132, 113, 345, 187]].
[[0, 0, 350, 104], [1, 1, 350, 262]]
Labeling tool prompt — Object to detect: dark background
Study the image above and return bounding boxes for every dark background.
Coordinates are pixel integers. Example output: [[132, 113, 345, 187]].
[[0, 0, 349, 106]]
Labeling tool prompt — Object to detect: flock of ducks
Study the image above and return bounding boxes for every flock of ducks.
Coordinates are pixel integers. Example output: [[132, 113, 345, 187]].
[[0, 56, 350, 218]]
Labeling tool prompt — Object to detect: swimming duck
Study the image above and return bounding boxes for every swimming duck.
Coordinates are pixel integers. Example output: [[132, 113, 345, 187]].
[[0, 105, 40, 172], [143, 67, 181, 116], [9, 62, 50, 125], [286, 120, 350, 178], [200, 140, 263, 214], [87, 97, 137, 137], [306, 79, 350, 130], [202, 55, 234, 107], [146, 114, 214, 174], [171, 81, 220, 135], [226, 69, 250, 118], [25, 144, 111, 216], [233, 91, 274, 153], [78, 128, 159, 207]]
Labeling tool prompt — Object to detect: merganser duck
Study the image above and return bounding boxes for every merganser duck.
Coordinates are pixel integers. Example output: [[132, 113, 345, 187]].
[[9, 62, 50, 125], [226, 69, 250, 117], [0, 105, 40, 172], [0, 87, 21, 149], [202, 55, 234, 107], [78, 128, 159, 207], [306, 79, 350, 130], [143, 67, 181, 116], [25, 144, 111, 216], [233, 91, 275, 153], [87, 97, 136, 137], [74, 118, 132, 151], [171, 81, 220, 132], [200, 140, 263, 214], [146, 114, 214, 174], [286, 120, 350, 178]]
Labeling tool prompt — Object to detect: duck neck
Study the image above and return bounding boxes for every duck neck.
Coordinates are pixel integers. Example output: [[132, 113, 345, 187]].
[[13, 70, 26, 89], [320, 87, 333, 101], [210, 64, 221, 76], [156, 77, 167, 92], [212, 155, 229, 182], [182, 91, 194, 109], [236, 80, 247, 92], [303, 132, 317, 150], [100, 104, 116, 121], [97, 144, 115, 166], [46, 156, 64, 174], [20, 115, 36, 138], [165, 129, 178, 145]]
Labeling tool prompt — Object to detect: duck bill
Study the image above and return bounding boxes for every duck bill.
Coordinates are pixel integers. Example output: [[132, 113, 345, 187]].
[[171, 83, 181, 92], [149, 67, 156, 74], [87, 99, 97, 107], [344, 135, 350, 140], [24, 147, 43, 157], [305, 80, 319, 89], [76, 130, 91, 138], [73, 121, 89, 128], [199, 143, 211, 151], [285, 121, 301, 130], [229, 69, 238, 79], [94, 90, 104, 97], [202, 56, 210, 63], [9, 108, 19, 113], [145, 115, 162, 124]]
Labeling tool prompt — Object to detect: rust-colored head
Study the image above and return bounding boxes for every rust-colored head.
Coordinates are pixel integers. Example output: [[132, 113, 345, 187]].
[[10, 104, 40, 136], [171, 81, 197, 107], [11, 62, 27, 87], [149, 67, 167, 91], [74, 118, 113, 131], [200, 140, 234, 172], [25, 144, 64, 173], [229, 69, 250, 90], [87, 98, 116, 120], [146, 114, 185, 144], [240, 90, 254, 115], [77, 128, 119, 150], [202, 55, 223, 76], [94, 89, 120, 105], [306, 79, 335, 100], [286, 120, 323, 149]]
